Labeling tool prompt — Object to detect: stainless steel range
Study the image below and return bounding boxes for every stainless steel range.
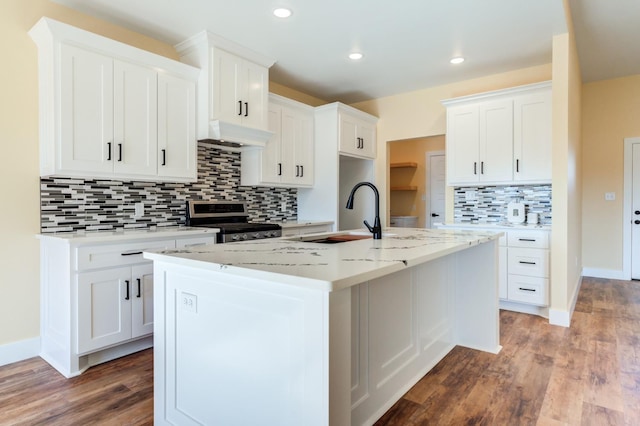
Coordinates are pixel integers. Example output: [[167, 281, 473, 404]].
[[186, 200, 282, 243]]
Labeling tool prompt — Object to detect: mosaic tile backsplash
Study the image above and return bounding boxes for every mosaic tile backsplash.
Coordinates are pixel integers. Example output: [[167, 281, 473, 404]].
[[453, 184, 552, 224], [40, 141, 297, 233]]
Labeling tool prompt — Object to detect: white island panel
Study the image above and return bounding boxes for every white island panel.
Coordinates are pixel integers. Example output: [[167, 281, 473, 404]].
[[147, 228, 501, 426]]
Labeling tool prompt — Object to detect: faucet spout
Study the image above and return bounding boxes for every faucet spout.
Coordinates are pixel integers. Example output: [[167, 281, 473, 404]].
[[345, 182, 382, 239]]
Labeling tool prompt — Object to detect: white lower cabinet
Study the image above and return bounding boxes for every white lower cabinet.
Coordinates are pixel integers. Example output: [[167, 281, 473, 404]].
[[38, 230, 216, 377]]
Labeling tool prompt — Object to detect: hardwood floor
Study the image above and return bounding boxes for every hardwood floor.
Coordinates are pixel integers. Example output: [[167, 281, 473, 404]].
[[0, 276, 638, 425]]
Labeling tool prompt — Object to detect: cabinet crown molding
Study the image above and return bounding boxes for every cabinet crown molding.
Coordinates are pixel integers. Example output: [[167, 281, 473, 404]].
[[29, 17, 200, 81], [441, 81, 551, 107], [315, 101, 379, 123], [175, 30, 276, 68]]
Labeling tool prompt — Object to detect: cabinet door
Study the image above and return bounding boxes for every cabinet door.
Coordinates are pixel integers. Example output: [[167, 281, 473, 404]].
[[212, 48, 243, 125], [446, 105, 480, 184], [293, 108, 314, 185], [131, 264, 154, 338], [479, 100, 513, 183], [242, 59, 269, 130], [60, 44, 114, 174], [339, 114, 359, 156], [113, 60, 158, 177], [357, 120, 376, 159], [158, 73, 197, 180], [77, 267, 132, 354], [513, 91, 552, 182], [280, 106, 298, 183], [260, 105, 283, 184]]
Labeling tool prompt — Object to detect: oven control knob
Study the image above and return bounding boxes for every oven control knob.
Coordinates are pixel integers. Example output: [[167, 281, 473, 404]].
[[265, 232, 272, 238], [252, 233, 260, 239], [232, 234, 240, 241]]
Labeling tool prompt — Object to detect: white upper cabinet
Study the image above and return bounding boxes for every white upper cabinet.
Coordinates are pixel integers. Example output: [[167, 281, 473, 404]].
[[241, 94, 314, 187], [176, 32, 275, 146], [157, 73, 197, 179], [513, 91, 552, 183], [442, 81, 551, 186], [339, 111, 376, 159], [29, 17, 200, 182]]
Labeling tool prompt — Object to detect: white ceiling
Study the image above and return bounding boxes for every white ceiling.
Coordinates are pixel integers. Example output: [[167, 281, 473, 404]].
[[50, 0, 638, 104]]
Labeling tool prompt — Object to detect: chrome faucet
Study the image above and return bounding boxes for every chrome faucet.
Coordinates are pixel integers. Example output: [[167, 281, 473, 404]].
[[345, 182, 382, 239]]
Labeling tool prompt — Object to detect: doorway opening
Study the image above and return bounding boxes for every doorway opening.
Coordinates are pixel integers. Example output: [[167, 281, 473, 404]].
[[388, 135, 445, 228]]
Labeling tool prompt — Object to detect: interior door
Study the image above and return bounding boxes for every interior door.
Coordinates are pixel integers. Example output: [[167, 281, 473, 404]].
[[427, 152, 446, 228], [632, 143, 640, 279]]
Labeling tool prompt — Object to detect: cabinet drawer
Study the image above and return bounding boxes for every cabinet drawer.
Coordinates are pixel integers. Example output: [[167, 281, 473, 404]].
[[76, 239, 175, 271], [176, 236, 216, 249], [508, 274, 548, 306], [508, 248, 548, 277], [508, 230, 549, 248]]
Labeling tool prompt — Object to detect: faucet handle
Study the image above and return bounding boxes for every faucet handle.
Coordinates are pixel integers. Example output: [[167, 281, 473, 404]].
[[363, 220, 374, 233]]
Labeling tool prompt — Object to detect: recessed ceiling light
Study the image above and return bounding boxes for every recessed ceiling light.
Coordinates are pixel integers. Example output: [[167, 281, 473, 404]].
[[349, 52, 364, 60], [273, 8, 292, 18], [450, 57, 465, 64]]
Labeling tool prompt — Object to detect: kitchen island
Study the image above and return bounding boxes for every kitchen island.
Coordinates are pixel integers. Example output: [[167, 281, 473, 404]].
[[145, 228, 501, 426]]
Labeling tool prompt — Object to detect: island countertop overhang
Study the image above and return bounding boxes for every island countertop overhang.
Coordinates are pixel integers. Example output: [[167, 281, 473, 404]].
[[143, 228, 502, 292]]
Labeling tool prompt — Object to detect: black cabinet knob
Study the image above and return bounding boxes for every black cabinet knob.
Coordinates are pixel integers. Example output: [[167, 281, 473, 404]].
[[635, 220, 640, 225], [635, 210, 640, 215]]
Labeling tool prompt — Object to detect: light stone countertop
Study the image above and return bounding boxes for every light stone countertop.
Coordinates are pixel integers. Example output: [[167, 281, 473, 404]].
[[36, 226, 219, 244], [277, 220, 334, 229], [436, 222, 551, 231], [144, 227, 501, 292]]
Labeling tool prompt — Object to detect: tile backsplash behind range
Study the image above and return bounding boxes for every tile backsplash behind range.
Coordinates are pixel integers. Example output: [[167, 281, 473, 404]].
[[40, 141, 297, 233], [454, 184, 552, 224]]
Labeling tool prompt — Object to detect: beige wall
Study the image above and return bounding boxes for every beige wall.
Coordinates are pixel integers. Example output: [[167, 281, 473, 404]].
[[270, 81, 328, 107], [0, 1, 182, 347], [582, 75, 640, 272], [389, 136, 445, 227]]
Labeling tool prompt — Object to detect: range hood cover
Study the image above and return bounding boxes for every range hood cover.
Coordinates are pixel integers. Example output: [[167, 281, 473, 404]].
[[209, 120, 273, 148], [176, 31, 276, 148]]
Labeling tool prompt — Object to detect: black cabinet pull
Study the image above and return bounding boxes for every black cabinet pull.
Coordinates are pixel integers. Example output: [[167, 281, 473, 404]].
[[635, 220, 640, 225], [519, 287, 536, 292], [162, 149, 166, 166], [519, 261, 537, 265], [121, 251, 143, 256], [244, 102, 249, 117], [481, 161, 484, 174], [136, 278, 141, 298], [125, 280, 130, 300], [278, 163, 282, 176], [107, 142, 112, 161], [635, 210, 640, 215], [518, 238, 536, 242], [118, 143, 123, 161], [238, 100, 243, 116], [431, 213, 440, 217], [516, 159, 520, 173], [300, 165, 304, 177], [474, 162, 477, 175]]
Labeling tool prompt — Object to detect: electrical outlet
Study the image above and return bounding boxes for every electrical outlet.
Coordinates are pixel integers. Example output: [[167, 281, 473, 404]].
[[604, 192, 615, 201], [134, 202, 144, 217], [281, 201, 287, 212], [181, 292, 197, 313]]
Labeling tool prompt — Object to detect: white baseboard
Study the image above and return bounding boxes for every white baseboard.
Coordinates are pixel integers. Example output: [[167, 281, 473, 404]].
[[549, 274, 583, 328], [582, 267, 627, 280], [0, 337, 41, 367]]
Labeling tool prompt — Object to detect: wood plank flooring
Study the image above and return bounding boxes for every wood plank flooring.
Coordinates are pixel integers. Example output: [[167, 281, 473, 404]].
[[0, 276, 638, 425]]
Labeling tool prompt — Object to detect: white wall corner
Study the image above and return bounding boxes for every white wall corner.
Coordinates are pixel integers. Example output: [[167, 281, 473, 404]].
[[549, 274, 583, 327], [0, 337, 41, 367]]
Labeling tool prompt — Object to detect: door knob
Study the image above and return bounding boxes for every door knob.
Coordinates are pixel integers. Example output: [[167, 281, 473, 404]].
[[635, 220, 640, 225]]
